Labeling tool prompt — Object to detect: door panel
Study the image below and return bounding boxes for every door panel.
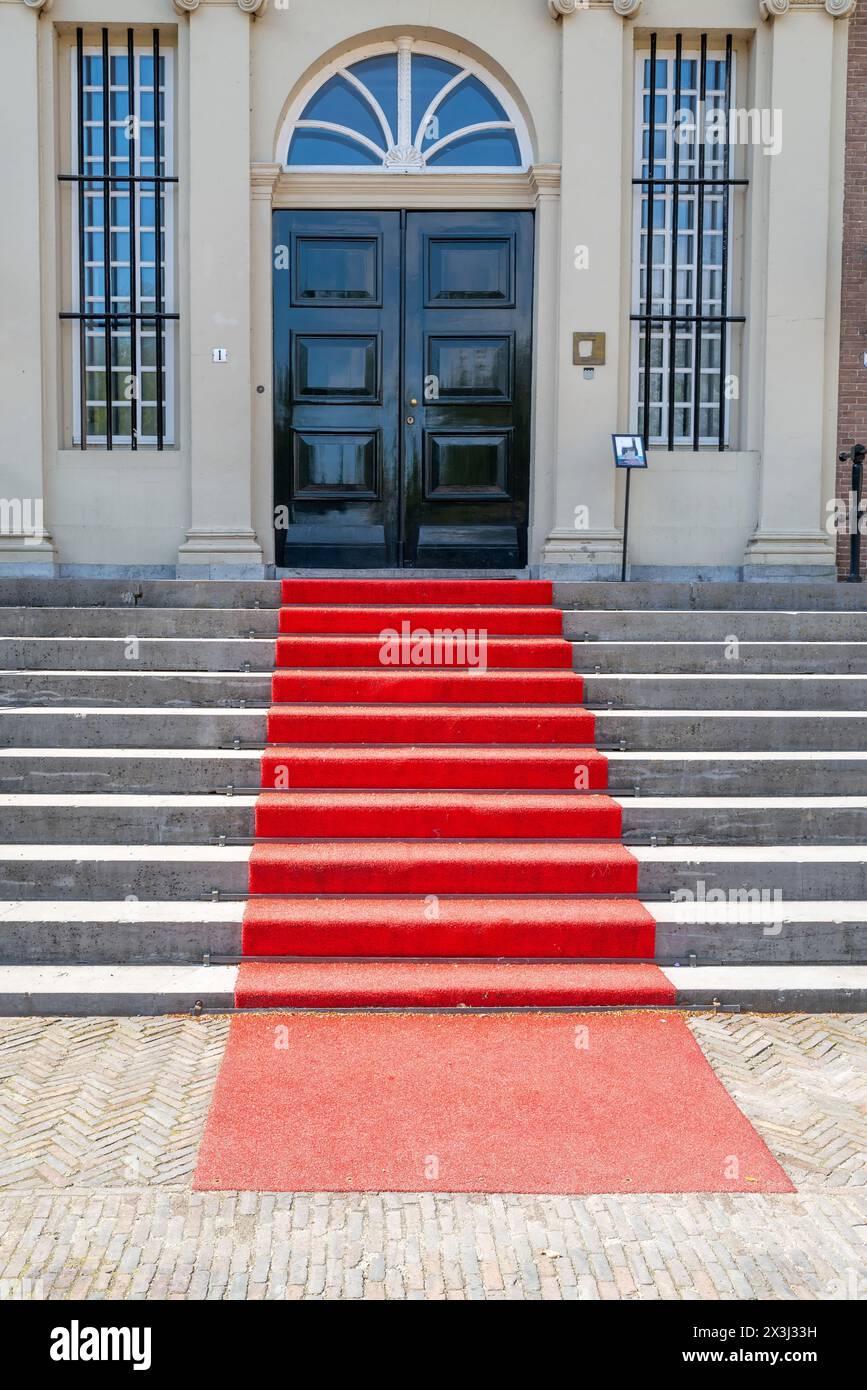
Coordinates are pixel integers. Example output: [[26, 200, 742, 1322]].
[[273, 209, 533, 568], [293, 236, 383, 304], [426, 236, 516, 305], [403, 211, 533, 568], [274, 211, 400, 567], [427, 335, 514, 402], [425, 432, 512, 499], [293, 335, 381, 402]]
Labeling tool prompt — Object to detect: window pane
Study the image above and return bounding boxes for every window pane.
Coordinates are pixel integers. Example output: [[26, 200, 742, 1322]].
[[347, 54, 399, 143], [426, 130, 521, 168], [411, 55, 462, 137], [85, 334, 105, 368], [301, 74, 386, 151], [287, 129, 382, 166], [430, 74, 508, 143]]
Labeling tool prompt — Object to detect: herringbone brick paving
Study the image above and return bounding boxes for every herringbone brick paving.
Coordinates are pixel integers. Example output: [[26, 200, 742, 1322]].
[[0, 1013, 864, 1299], [690, 1014, 867, 1189], [0, 1017, 226, 1190]]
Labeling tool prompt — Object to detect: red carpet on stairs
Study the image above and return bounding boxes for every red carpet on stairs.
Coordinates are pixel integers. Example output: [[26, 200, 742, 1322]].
[[194, 1013, 794, 1194], [244, 578, 653, 1006], [193, 578, 792, 1193], [259, 746, 611, 789], [234, 961, 673, 1009], [247, 840, 639, 897], [241, 896, 657, 959]]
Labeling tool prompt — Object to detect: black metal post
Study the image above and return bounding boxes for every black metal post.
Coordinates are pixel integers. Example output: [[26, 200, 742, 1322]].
[[667, 34, 683, 452], [127, 27, 138, 450], [101, 27, 112, 450], [75, 29, 87, 449], [642, 34, 658, 448], [621, 467, 633, 583], [718, 34, 733, 451], [840, 444, 866, 582], [692, 33, 708, 450], [153, 29, 165, 451]]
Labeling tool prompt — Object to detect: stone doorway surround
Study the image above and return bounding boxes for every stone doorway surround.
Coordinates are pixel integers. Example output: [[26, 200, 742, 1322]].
[[249, 163, 561, 575]]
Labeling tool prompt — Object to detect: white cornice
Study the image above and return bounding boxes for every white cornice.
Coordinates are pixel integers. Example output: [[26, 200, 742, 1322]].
[[268, 166, 558, 211]]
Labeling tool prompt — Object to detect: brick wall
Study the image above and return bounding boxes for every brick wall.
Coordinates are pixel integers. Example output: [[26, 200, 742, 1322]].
[[837, 2, 867, 577]]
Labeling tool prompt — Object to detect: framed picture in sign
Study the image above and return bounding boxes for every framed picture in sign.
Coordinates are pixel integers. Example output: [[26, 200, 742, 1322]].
[[612, 434, 648, 469]]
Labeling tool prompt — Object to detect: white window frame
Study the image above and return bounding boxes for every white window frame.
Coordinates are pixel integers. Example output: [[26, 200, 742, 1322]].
[[69, 41, 176, 448], [629, 42, 742, 451]]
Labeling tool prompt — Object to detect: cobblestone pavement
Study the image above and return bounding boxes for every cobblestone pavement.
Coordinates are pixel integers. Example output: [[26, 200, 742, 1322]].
[[0, 1013, 865, 1300]]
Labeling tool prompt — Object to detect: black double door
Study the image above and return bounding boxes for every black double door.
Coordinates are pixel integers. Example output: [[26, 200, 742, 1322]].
[[273, 210, 534, 568]]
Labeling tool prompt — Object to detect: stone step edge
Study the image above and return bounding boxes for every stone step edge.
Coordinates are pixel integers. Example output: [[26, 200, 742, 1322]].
[[1, 792, 866, 805], [0, 900, 863, 925], [0, 964, 863, 1015], [4, 747, 866, 763], [4, 672, 867, 685], [0, 843, 865, 862], [4, 636, 867, 647], [2, 706, 864, 718]]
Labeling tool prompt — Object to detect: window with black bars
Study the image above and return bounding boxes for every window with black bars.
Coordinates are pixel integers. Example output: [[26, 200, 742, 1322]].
[[632, 33, 747, 450], [60, 27, 178, 449]]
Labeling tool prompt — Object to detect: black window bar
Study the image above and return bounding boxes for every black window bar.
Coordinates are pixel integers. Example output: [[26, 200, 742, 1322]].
[[59, 27, 178, 450], [631, 33, 747, 452]]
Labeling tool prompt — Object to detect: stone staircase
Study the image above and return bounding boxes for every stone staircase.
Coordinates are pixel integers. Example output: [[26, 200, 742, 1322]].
[[0, 577, 865, 1014]]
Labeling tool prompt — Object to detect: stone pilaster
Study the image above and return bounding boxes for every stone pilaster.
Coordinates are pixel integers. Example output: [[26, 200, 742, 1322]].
[[541, 3, 625, 573], [177, 0, 264, 575], [1, 0, 56, 572], [745, 1, 845, 573]]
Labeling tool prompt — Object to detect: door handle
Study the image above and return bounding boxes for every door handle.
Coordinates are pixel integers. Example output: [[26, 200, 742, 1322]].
[[406, 416, 415, 425], [409, 398, 418, 407]]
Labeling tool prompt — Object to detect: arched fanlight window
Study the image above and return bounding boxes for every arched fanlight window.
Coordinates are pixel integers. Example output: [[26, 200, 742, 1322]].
[[282, 38, 530, 172]]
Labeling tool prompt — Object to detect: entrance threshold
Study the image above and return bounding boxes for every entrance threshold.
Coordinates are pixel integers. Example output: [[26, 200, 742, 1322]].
[[275, 568, 531, 580]]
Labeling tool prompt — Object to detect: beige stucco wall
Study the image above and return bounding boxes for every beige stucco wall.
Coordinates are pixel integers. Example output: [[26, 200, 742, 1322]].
[[0, 0, 852, 575]]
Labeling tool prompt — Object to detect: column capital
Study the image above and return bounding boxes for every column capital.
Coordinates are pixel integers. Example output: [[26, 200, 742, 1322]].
[[172, 0, 268, 14], [20, 0, 54, 13], [548, 0, 642, 17], [760, 0, 857, 19]]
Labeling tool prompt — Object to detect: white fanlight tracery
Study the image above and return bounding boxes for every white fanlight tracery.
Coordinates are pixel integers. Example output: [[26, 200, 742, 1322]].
[[279, 36, 531, 173]]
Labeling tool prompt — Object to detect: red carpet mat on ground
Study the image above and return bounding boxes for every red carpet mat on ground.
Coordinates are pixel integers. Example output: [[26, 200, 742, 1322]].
[[194, 1012, 793, 1194]]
